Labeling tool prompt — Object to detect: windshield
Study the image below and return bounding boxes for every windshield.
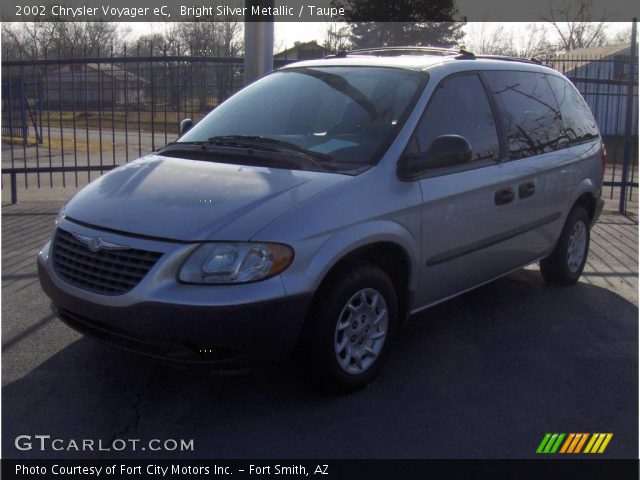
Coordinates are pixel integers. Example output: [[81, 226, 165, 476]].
[[177, 67, 427, 171]]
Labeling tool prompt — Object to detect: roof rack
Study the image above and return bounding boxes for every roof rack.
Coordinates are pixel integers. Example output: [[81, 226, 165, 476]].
[[327, 46, 459, 58], [458, 53, 543, 65], [325, 47, 544, 65]]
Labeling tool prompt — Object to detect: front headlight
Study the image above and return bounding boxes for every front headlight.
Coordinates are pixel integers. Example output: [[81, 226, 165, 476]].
[[179, 242, 294, 284]]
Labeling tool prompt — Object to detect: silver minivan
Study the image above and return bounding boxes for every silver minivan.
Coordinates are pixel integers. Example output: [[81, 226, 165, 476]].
[[38, 47, 605, 391]]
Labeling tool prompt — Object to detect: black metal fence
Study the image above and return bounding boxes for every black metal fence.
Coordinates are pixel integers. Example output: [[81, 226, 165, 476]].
[[544, 45, 638, 214], [1, 48, 285, 196], [2, 47, 638, 213]]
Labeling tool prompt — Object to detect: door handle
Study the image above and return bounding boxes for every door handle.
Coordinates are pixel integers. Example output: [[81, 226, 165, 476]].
[[518, 182, 536, 199], [495, 188, 515, 206]]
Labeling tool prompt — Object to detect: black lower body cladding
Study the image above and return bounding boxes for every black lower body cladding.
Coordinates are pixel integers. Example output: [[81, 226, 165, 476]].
[[39, 262, 313, 370]]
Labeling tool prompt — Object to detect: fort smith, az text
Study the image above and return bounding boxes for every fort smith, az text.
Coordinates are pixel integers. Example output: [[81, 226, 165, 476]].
[[15, 464, 329, 477]]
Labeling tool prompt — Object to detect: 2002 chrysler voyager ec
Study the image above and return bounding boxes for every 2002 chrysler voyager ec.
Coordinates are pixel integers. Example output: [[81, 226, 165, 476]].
[[38, 47, 605, 391]]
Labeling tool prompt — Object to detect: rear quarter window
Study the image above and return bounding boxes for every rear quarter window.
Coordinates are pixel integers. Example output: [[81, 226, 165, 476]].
[[546, 74, 600, 147], [484, 71, 565, 160]]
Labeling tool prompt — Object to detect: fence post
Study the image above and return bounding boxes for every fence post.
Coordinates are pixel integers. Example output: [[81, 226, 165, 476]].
[[10, 172, 18, 204], [619, 18, 637, 214], [19, 59, 28, 146]]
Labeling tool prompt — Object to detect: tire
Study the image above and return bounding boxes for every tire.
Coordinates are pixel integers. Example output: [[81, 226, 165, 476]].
[[540, 206, 591, 286], [298, 262, 398, 393]]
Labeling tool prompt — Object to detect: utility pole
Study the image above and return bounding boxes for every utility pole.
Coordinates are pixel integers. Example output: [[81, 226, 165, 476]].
[[244, 0, 274, 85]]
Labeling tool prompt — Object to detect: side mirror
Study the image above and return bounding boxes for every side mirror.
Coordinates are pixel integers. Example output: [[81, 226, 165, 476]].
[[179, 118, 193, 136], [401, 135, 473, 176]]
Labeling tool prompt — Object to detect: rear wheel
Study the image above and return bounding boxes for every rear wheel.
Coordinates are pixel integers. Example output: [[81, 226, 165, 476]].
[[300, 262, 398, 392], [540, 206, 591, 285]]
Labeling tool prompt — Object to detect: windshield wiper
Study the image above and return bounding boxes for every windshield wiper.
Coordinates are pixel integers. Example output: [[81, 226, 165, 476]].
[[158, 136, 336, 172], [206, 135, 334, 166]]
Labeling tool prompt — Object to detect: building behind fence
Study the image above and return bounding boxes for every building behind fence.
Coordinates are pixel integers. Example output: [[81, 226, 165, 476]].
[[546, 43, 638, 137], [45, 63, 147, 107], [2, 42, 638, 213]]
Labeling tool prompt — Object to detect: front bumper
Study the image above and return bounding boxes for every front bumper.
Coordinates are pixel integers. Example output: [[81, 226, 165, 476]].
[[38, 229, 313, 370]]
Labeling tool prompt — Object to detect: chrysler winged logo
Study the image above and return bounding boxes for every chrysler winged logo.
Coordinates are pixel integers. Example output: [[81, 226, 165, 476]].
[[71, 232, 129, 252]]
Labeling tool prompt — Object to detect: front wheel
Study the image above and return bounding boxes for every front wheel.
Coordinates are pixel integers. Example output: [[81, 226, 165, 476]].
[[299, 263, 398, 392], [540, 206, 591, 285]]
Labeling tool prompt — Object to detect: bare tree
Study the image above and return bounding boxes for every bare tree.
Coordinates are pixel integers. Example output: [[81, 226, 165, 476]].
[[610, 28, 631, 45], [541, 0, 608, 51], [464, 22, 511, 55], [167, 20, 242, 57], [514, 23, 558, 58], [606, 25, 638, 46], [131, 33, 177, 56], [0, 23, 23, 59], [217, 19, 244, 57], [323, 22, 352, 53], [464, 22, 557, 59], [1, 21, 125, 60], [160, 21, 243, 109]]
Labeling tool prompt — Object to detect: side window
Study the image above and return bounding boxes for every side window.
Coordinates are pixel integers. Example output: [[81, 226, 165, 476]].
[[484, 71, 564, 160], [546, 74, 599, 147], [410, 73, 500, 167]]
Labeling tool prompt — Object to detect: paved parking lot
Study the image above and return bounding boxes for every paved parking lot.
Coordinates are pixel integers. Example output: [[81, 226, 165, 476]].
[[2, 200, 637, 459]]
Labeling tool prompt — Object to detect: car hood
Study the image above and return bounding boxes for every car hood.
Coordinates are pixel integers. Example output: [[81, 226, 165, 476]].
[[61, 155, 349, 241]]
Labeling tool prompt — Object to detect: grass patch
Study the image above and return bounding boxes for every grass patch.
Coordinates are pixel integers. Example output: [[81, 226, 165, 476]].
[[1, 136, 39, 147], [38, 110, 207, 133], [3, 134, 121, 155]]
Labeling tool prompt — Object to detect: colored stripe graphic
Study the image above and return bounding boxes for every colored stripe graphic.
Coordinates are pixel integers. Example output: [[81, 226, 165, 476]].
[[543, 434, 559, 453], [574, 433, 589, 453], [536, 434, 552, 453], [597, 434, 613, 453], [592, 434, 606, 452], [549, 433, 565, 453], [567, 434, 581, 453], [584, 433, 614, 454], [539, 433, 614, 454], [536, 433, 565, 453], [559, 434, 575, 454]]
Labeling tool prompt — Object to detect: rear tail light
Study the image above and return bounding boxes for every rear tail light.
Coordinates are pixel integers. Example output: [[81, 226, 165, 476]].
[[601, 142, 608, 170]]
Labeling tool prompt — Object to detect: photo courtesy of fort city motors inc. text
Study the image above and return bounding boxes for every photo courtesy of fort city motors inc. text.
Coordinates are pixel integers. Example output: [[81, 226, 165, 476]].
[[0, 0, 638, 477]]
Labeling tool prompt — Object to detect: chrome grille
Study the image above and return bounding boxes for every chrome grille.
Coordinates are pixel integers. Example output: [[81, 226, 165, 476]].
[[52, 228, 163, 295]]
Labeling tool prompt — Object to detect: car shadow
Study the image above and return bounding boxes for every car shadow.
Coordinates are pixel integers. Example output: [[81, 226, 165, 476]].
[[2, 269, 637, 459]]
